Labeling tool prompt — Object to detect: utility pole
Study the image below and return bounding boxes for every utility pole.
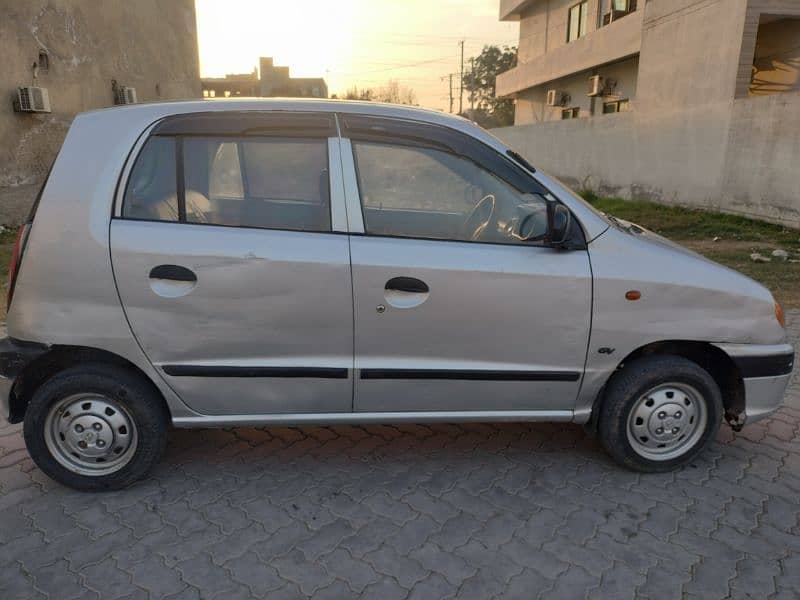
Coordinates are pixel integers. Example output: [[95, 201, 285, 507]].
[[441, 73, 454, 113], [458, 40, 465, 115], [469, 57, 475, 118]]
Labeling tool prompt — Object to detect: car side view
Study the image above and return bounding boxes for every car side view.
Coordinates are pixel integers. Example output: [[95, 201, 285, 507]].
[[0, 99, 793, 491]]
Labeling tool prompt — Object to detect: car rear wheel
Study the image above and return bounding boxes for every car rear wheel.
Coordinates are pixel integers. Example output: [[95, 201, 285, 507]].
[[23, 363, 168, 491], [598, 355, 723, 472]]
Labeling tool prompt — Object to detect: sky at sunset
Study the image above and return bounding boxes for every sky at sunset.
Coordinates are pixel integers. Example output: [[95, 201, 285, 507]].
[[194, 0, 518, 111]]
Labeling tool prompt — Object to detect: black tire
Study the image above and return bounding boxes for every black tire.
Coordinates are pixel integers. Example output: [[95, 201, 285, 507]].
[[598, 354, 723, 473], [23, 363, 168, 491]]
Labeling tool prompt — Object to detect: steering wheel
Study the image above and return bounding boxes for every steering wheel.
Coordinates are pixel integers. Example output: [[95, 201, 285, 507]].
[[463, 194, 496, 241]]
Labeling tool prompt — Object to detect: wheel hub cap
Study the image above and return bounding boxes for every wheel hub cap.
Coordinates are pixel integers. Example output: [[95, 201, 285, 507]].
[[626, 383, 707, 461], [44, 394, 138, 476]]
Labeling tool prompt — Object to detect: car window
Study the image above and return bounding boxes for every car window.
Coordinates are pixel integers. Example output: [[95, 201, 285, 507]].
[[183, 137, 331, 231], [123, 137, 179, 222], [352, 141, 548, 244]]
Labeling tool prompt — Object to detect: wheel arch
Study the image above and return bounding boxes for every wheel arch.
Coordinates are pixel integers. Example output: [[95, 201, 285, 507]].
[[587, 340, 744, 432], [9, 345, 169, 424]]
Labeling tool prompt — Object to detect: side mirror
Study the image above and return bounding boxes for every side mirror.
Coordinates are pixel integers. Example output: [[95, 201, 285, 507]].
[[512, 196, 572, 246], [548, 202, 571, 246]]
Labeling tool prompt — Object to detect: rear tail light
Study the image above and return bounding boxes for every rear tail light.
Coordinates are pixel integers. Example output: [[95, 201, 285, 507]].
[[7, 223, 31, 310]]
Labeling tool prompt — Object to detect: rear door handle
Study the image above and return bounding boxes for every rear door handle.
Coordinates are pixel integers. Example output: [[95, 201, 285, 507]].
[[385, 277, 429, 294], [149, 264, 197, 282]]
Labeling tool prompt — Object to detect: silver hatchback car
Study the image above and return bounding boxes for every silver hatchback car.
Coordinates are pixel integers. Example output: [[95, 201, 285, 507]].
[[0, 99, 793, 490]]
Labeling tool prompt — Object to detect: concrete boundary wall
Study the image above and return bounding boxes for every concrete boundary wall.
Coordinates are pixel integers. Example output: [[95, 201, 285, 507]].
[[493, 90, 800, 227]]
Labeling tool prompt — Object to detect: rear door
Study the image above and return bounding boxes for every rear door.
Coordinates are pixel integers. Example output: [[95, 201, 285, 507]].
[[110, 112, 354, 416], [341, 115, 592, 415]]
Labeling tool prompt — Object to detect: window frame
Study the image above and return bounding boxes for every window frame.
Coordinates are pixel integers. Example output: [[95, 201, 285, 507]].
[[567, 1, 589, 43], [346, 134, 557, 248], [561, 107, 580, 120], [117, 111, 338, 234], [602, 99, 630, 114]]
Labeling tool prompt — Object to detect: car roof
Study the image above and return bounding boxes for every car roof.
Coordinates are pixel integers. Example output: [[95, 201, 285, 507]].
[[79, 97, 503, 147]]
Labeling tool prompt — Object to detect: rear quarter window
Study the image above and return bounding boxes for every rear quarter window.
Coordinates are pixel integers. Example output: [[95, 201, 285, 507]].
[[122, 137, 179, 221]]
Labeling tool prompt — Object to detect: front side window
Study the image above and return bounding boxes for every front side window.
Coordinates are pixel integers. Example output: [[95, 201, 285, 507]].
[[568, 1, 589, 42], [352, 141, 549, 245]]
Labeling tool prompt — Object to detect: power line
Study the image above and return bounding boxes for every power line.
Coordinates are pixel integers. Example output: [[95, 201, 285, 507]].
[[330, 56, 452, 76]]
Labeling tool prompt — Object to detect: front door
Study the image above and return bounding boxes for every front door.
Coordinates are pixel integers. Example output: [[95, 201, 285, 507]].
[[343, 122, 592, 414], [110, 112, 353, 416]]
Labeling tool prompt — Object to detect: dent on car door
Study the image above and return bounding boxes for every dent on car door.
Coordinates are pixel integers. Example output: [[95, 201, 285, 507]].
[[110, 112, 354, 416], [341, 116, 592, 414]]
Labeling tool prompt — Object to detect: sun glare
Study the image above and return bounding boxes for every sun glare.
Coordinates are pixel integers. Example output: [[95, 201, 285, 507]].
[[194, 0, 517, 110]]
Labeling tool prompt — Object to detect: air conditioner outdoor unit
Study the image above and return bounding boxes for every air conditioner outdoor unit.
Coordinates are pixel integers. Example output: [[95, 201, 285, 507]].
[[117, 86, 138, 105], [15, 86, 51, 113], [588, 75, 603, 97]]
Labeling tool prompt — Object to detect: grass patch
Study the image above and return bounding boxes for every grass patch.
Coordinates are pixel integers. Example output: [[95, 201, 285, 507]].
[[584, 194, 800, 308]]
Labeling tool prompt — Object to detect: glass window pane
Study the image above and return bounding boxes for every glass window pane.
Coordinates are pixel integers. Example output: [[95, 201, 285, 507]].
[[579, 3, 588, 36], [568, 5, 580, 41], [123, 137, 178, 222], [352, 141, 548, 245], [182, 137, 330, 231]]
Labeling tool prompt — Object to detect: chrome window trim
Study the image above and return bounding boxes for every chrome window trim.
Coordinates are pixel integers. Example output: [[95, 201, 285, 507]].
[[339, 137, 365, 234], [327, 137, 349, 233]]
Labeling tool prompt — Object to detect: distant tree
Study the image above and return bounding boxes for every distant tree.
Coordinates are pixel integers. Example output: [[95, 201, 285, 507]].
[[344, 86, 375, 101], [344, 81, 417, 105], [462, 45, 518, 127]]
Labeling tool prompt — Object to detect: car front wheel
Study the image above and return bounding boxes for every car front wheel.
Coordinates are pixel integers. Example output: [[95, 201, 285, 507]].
[[598, 354, 723, 472], [23, 363, 168, 491]]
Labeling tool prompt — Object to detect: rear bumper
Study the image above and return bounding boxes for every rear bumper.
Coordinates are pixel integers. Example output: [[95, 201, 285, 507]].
[[0, 336, 48, 424], [714, 343, 794, 423]]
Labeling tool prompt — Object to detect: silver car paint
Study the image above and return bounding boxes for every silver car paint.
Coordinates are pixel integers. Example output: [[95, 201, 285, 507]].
[[110, 220, 355, 415], [349, 235, 591, 412], [5, 99, 791, 427], [573, 224, 787, 421]]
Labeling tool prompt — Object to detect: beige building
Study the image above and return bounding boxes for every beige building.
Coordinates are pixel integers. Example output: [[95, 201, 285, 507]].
[[494, 0, 800, 225], [0, 0, 201, 224], [201, 57, 328, 100]]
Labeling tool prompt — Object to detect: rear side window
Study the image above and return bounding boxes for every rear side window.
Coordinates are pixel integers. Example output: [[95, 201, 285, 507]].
[[123, 137, 179, 221], [123, 134, 330, 232], [183, 137, 330, 231]]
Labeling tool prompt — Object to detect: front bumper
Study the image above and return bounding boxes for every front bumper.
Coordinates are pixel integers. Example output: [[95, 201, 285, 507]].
[[0, 336, 49, 424], [714, 343, 794, 424]]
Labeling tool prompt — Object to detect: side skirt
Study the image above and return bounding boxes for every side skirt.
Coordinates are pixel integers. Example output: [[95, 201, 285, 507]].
[[172, 410, 574, 428]]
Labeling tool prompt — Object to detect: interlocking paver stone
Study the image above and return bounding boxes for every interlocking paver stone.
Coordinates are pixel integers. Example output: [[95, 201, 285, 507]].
[[1, 311, 800, 597]]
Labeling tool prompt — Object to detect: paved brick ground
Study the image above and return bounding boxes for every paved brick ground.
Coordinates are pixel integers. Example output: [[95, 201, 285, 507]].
[[1, 315, 799, 599]]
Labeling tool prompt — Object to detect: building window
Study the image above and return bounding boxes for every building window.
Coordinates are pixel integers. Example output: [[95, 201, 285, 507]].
[[37, 49, 49, 72], [602, 99, 630, 114], [600, 0, 637, 26], [561, 107, 580, 119], [567, 1, 589, 42]]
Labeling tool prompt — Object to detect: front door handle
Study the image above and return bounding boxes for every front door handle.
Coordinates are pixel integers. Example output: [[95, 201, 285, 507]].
[[385, 277, 429, 294], [149, 264, 197, 282]]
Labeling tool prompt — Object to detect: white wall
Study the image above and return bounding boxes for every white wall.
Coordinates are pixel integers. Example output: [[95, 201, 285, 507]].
[[494, 91, 800, 225]]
